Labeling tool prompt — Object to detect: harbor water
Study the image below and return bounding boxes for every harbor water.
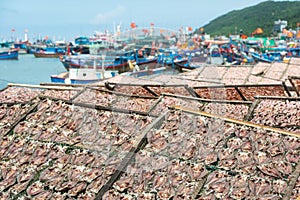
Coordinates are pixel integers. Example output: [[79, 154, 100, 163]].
[[0, 54, 65, 90]]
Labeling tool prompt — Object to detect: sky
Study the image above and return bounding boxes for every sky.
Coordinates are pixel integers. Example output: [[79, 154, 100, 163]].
[[0, 0, 267, 42]]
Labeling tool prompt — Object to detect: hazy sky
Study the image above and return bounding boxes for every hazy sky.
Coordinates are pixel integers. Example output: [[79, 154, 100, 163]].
[[1, 0, 267, 41]]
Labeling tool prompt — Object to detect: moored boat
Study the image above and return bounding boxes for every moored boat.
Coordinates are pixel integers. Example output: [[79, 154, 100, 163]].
[[34, 47, 65, 58], [14, 42, 29, 54], [0, 49, 19, 60], [51, 68, 119, 84]]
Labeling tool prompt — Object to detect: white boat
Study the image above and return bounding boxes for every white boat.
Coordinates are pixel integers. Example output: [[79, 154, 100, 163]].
[[51, 68, 118, 84]]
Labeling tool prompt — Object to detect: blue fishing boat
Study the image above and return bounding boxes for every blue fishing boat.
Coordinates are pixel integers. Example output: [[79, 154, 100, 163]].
[[14, 42, 29, 54], [63, 49, 157, 73], [251, 52, 273, 63], [0, 50, 19, 60], [157, 50, 187, 66]]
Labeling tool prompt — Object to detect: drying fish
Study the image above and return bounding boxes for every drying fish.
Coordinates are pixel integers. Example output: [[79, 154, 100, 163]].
[[272, 179, 288, 194], [171, 172, 186, 185], [46, 175, 64, 190], [114, 176, 133, 192], [83, 168, 102, 183], [236, 151, 254, 166], [267, 142, 285, 157], [86, 176, 106, 194], [68, 181, 87, 197], [274, 160, 293, 176], [0, 176, 16, 192], [9, 180, 30, 195], [218, 158, 236, 171], [153, 174, 168, 190], [208, 178, 230, 198], [31, 190, 53, 200], [204, 151, 218, 165], [227, 137, 243, 150], [17, 167, 36, 183], [187, 163, 208, 180], [26, 181, 44, 197], [56, 180, 77, 192], [157, 186, 175, 199], [257, 163, 281, 178], [0, 192, 10, 200], [51, 192, 67, 200], [285, 149, 300, 163], [230, 185, 250, 199], [77, 192, 96, 200]]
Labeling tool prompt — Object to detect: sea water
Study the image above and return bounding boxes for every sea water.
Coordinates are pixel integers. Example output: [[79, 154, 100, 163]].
[[0, 54, 65, 90]]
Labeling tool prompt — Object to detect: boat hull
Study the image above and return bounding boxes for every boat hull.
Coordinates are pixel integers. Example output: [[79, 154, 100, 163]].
[[51, 69, 119, 84], [50, 76, 102, 84], [34, 52, 63, 58], [0, 50, 19, 60]]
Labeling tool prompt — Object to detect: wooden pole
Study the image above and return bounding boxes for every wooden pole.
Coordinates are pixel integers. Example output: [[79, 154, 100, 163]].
[[8, 83, 82, 90], [171, 105, 300, 138]]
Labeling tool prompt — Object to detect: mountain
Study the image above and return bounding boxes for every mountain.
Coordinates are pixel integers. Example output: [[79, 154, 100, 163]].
[[200, 1, 300, 36]]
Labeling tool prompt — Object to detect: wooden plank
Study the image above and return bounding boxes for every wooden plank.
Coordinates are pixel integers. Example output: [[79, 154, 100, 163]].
[[234, 86, 248, 101], [147, 96, 163, 114], [171, 105, 300, 138], [254, 96, 300, 101], [184, 85, 198, 97], [38, 96, 159, 117], [244, 99, 261, 121], [7, 83, 82, 90], [70, 87, 87, 101], [142, 85, 159, 97], [192, 174, 208, 199], [283, 159, 300, 200], [162, 93, 253, 104], [192, 83, 284, 89], [282, 81, 292, 97], [174, 77, 223, 84], [106, 82, 187, 87], [40, 82, 105, 87], [88, 86, 159, 99], [288, 77, 300, 96]]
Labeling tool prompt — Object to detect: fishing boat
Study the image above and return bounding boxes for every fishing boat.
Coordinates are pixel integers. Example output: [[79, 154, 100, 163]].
[[157, 50, 188, 66], [0, 49, 19, 60], [174, 61, 202, 71], [51, 68, 119, 84], [207, 44, 224, 64], [251, 52, 274, 63], [63, 49, 157, 73], [65, 55, 132, 73], [174, 50, 207, 71], [33, 47, 65, 58], [14, 42, 29, 54]]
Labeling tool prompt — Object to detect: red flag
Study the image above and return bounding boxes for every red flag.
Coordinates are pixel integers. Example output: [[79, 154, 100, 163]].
[[130, 22, 136, 29], [11, 29, 15, 32], [150, 22, 154, 26]]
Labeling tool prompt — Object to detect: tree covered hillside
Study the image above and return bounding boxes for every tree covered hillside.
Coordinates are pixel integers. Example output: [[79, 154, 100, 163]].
[[200, 1, 300, 36]]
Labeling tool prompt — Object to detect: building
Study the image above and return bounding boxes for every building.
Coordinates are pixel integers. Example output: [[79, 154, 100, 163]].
[[273, 19, 288, 33]]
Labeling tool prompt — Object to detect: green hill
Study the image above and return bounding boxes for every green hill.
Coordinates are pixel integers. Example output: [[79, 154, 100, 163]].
[[200, 0, 300, 36]]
